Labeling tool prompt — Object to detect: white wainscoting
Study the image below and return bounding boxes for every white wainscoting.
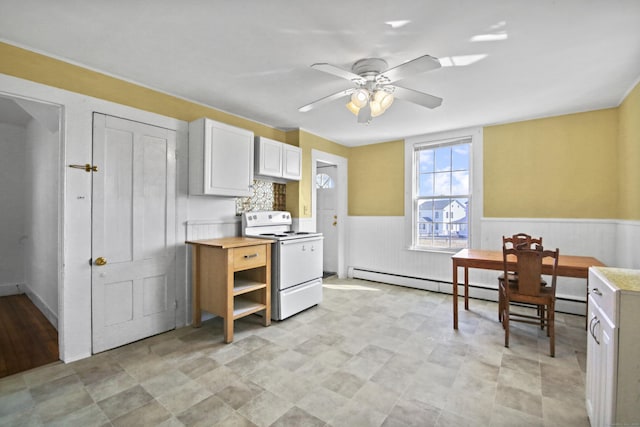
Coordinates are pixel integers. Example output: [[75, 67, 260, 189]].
[[347, 216, 639, 316], [615, 220, 640, 269], [185, 218, 241, 241]]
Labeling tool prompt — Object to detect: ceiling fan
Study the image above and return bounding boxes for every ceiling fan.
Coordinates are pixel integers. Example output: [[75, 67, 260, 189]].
[[298, 54, 443, 124]]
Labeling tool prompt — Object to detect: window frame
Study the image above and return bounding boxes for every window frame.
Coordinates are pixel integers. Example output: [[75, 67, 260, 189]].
[[405, 127, 483, 253]]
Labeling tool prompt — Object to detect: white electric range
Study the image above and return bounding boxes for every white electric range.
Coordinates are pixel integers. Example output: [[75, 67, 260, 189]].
[[242, 211, 323, 320]]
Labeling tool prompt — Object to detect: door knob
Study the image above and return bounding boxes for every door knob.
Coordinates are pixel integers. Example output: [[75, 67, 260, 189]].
[[94, 257, 107, 266]]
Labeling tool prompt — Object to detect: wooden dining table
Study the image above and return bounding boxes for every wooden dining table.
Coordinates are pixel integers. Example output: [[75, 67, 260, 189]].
[[451, 248, 605, 329]]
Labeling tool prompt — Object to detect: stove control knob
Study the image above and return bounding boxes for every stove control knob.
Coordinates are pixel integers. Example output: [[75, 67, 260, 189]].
[[268, 214, 272, 219]]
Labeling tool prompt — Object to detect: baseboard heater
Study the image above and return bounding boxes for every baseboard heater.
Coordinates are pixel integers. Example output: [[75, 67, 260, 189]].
[[350, 267, 586, 316]]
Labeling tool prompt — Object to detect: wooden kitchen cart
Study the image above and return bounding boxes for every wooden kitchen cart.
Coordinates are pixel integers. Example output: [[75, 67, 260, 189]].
[[186, 237, 273, 343]]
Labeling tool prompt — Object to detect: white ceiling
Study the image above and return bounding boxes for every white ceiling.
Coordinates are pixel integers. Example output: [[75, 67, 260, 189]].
[[1, 1, 639, 146]]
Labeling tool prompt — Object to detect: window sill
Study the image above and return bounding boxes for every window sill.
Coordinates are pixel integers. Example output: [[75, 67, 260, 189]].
[[407, 246, 462, 254]]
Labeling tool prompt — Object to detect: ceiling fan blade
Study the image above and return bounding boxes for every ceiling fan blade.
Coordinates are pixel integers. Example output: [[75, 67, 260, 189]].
[[393, 85, 443, 109], [357, 103, 372, 123], [298, 88, 355, 112], [311, 63, 366, 84], [381, 55, 441, 83]]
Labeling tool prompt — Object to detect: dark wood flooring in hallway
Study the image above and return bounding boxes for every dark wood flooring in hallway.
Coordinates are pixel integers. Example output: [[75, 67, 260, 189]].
[[0, 294, 59, 378]]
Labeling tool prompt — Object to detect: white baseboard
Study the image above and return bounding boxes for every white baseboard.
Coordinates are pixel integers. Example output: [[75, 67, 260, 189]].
[[351, 268, 441, 292], [0, 283, 23, 297], [350, 267, 586, 316], [24, 286, 58, 330]]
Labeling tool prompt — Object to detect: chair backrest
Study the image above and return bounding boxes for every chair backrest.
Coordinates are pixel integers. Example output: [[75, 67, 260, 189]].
[[502, 244, 559, 297], [502, 233, 542, 250]]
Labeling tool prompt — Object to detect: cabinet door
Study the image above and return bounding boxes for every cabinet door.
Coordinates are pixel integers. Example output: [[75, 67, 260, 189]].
[[256, 137, 283, 177], [190, 118, 254, 197], [600, 316, 616, 427], [206, 121, 253, 196], [282, 144, 302, 181], [586, 297, 617, 427], [586, 300, 603, 425]]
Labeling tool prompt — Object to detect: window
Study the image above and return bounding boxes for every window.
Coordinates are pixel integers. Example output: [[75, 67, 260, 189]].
[[412, 137, 471, 250], [316, 172, 335, 189]]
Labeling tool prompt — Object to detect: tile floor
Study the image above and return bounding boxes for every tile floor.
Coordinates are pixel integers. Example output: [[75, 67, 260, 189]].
[[0, 277, 590, 426]]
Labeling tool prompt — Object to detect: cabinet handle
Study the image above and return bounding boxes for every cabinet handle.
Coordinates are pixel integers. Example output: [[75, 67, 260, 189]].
[[592, 288, 603, 296], [244, 253, 258, 259], [588, 316, 596, 338], [590, 316, 601, 345]]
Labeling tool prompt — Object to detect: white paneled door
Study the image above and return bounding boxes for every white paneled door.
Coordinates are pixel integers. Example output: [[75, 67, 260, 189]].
[[92, 113, 177, 353], [317, 165, 338, 274]]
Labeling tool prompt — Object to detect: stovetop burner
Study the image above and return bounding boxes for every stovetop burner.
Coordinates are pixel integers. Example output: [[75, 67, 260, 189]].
[[242, 211, 323, 242]]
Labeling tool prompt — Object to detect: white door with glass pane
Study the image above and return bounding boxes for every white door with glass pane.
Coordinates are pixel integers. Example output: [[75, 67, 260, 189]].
[[92, 113, 176, 353], [317, 165, 338, 274]]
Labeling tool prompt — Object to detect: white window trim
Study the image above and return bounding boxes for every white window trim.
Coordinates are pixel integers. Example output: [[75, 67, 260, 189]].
[[404, 127, 483, 252]]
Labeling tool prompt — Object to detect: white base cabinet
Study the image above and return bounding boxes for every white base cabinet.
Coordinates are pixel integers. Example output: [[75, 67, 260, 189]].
[[586, 267, 640, 427], [189, 118, 254, 197]]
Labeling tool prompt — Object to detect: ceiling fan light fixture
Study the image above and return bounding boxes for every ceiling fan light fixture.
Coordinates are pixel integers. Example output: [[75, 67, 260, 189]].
[[345, 101, 360, 115], [369, 99, 384, 117], [351, 88, 370, 108], [374, 90, 394, 110], [303, 54, 442, 124]]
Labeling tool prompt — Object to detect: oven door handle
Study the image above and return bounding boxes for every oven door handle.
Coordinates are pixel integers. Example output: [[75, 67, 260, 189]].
[[279, 237, 324, 246]]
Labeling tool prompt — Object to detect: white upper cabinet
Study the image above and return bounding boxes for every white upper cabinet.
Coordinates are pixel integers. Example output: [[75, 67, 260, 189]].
[[282, 143, 302, 180], [255, 137, 283, 177], [189, 118, 254, 197], [255, 136, 301, 181]]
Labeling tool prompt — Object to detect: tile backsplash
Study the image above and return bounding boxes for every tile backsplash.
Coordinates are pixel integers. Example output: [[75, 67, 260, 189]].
[[236, 180, 286, 214]]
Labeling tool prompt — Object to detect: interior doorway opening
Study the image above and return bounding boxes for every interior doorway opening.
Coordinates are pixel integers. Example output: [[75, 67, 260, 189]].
[[311, 149, 347, 279], [316, 163, 338, 278], [0, 93, 62, 375]]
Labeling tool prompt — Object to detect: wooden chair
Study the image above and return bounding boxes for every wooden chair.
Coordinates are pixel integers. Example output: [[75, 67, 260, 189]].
[[505, 233, 542, 249], [498, 234, 544, 321], [498, 244, 559, 357]]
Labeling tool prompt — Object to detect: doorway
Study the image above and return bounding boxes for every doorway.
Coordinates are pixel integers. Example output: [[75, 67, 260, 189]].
[[311, 149, 348, 279], [316, 163, 338, 277], [0, 93, 62, 374]]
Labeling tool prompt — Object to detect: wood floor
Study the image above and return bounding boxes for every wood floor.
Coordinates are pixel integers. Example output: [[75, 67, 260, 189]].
[[0, 294, 59, 378]]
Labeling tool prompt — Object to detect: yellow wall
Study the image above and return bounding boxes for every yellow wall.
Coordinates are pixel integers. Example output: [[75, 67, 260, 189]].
[[483, 109, 619, 218], [3, 41, 637, 221], [349, 140, 404, 216], [0, 42, 286, 141], [618, 82, 640, 220], [285, 129, 351, 218]]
